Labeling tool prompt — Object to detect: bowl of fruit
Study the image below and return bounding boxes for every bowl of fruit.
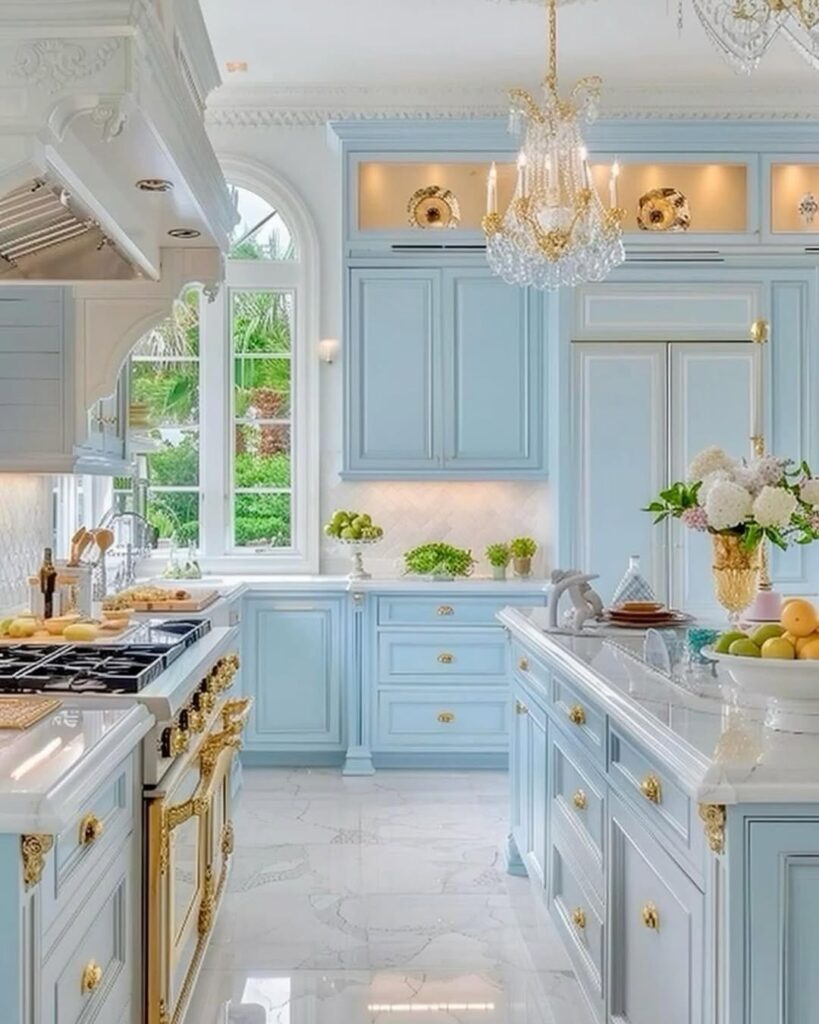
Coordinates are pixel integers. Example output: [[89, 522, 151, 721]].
[[706, 598, 819, 701], [323, 509, 384, 580]]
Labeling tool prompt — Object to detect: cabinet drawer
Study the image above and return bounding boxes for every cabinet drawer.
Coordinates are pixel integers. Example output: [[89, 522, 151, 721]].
[[41, 837, 134, 1024], [512, 641, 551, 696], [551, 730, 605, 881], [552, 671, 606, 765], [41, 754, 135, 936], [608, 793, 705, 1024], [378, 630, 507, 683], [378, 595, 540, 627], [550, 829, 605, 1023], [609, 727, 702, 875], [376, 689, 508, 749]]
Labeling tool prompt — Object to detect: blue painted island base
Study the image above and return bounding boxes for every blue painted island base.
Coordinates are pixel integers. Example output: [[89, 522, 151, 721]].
[[506, 833, 528, 877]]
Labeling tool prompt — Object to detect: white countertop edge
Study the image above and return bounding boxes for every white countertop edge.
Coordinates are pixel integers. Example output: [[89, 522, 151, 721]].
[[144, 575, 550, 598], [499, 607, 714, 799], [0, 704, 153, 835]]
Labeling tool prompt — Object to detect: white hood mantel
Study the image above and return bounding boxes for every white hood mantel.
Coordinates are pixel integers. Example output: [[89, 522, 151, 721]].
[[0, 0, 235, 281]]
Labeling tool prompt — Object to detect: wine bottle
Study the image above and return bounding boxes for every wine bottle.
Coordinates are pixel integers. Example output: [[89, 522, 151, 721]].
[[39, 547, 57, 620]]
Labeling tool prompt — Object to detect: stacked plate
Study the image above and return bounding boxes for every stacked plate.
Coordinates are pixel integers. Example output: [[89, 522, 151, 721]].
[[604, 601, 692, 629]]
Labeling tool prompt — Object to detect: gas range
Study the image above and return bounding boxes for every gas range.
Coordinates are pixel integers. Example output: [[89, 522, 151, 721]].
[[0, 618, 211, 695]]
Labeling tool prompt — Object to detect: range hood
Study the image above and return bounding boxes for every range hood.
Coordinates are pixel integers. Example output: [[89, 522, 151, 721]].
[[0, 0, 236, 282]]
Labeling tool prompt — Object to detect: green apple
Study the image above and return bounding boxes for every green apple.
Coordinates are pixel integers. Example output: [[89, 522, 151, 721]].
[[751, 623, 786, 647], [729, 638, 761, 658], [761, 636, 796, 660], [714, 630, 748, 654], [340, 527, 355, 540], [360, 514, 372, 526]]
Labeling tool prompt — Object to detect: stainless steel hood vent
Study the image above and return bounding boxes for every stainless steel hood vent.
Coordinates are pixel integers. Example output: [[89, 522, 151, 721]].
[[0, 179, 138, 282]]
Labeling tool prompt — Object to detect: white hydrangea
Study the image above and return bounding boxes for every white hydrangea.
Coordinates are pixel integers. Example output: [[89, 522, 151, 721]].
[[688, 446, 735, 483], [800, 478, 819, 507], [753, 486, 797, 529], [698, 469, 733, 505], [753, 455, 786, 488], [705, 481, 753, 532]]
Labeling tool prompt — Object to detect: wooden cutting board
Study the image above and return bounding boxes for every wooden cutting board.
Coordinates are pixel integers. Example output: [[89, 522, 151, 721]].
[[125, 590, 219, 612]]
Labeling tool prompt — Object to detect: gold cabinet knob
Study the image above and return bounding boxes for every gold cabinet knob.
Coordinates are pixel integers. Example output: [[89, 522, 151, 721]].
[[571, 907, 586, 930], [437, 652, 455, 664], [81, 960, 103, 994], [572, 789, 587, 811], [640, 775, 662, 805], [568, 704, 586, 727], [642, 901, 660, 931], [515, 699, 528, 715], [437, 711, 455, 724], [437, 605, 454, 616], [518, 657, 529, 671], [79, 814, 104, 846]]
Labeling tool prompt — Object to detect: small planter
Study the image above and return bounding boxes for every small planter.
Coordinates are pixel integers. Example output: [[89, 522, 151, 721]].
[[513, 556, 532, 578], [492, 565, 507, 581]]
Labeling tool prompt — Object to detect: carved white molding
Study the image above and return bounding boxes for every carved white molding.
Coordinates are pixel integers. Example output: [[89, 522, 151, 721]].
[[205, 81, 819, 126], [10, 38, 122, 94]]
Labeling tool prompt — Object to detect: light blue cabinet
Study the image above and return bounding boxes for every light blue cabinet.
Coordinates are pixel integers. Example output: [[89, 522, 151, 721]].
[[242, 595, 346, 760], [345, 265, 545, 478]]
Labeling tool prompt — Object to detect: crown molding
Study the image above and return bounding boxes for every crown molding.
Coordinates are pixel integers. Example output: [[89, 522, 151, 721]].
[[206, 80, 819, 127]]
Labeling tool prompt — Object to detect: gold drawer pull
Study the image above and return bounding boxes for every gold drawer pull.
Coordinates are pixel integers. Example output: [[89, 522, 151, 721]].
[[437, 711, 455, 724], [571, 907, 586, 930], [81, 960, 103, 994], [518, 657, 529, 671], [572, 789, 587, 811], [640, 774, 662, 805], [568, 704, 586, 727], [437, 605, 454, 616], [438, 652, 455, 664], [79, 814, 104, 847], [642, 902, 660, 931], [515, 699, 528, 715]]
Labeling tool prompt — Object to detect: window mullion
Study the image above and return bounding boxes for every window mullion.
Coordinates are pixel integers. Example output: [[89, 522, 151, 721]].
[[199, 287, 228, 557]]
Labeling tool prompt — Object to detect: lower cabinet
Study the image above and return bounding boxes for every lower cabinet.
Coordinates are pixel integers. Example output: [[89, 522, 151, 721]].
[[242, 595, 346, 757]]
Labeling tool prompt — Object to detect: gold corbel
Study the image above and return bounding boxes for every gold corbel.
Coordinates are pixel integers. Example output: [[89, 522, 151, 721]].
[[21, 833, 53, 888], [698, 803, 726, 854]]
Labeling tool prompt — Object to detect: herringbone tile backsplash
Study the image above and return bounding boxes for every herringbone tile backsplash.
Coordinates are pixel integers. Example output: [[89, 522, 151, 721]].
[[0, 476, 52, 613], [319, 453, 551, 577]]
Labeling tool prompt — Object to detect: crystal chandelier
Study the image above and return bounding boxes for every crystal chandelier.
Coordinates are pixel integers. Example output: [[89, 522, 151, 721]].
[[482, 0, 624, 290], [692, 0, 819, 71]]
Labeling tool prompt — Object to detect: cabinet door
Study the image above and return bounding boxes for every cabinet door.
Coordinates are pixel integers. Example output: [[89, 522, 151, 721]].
[[442, 268, 544, 473], [745, 818, 819, 1024], [528, 704, 548, 885], [669, 342, 755, 617], [347, 269, 440, 472], [608, 793, 704, 1024], [510, 685, 531, 862], [574, 343, 668, 605], [243, 598, 344, 750]]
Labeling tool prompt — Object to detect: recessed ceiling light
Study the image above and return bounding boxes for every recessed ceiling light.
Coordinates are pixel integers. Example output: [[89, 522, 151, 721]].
[[168, 227, 201, 239], [225, 60, 248, 73], [136, 178, 174, 193]]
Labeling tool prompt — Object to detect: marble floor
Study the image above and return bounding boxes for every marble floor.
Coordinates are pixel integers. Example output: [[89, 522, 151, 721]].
[[186, 768, 592, 1024]]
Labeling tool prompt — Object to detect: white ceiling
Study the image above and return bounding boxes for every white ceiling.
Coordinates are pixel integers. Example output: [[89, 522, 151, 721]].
[[200, 0, 815, 117]]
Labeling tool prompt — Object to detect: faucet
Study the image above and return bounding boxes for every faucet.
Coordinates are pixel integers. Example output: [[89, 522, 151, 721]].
[[96, 510, 158, 589], [548, 569, 604, 631]]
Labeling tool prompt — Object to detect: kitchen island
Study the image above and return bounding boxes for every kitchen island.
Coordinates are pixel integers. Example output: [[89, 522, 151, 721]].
[[500, 604, 819, 1024]]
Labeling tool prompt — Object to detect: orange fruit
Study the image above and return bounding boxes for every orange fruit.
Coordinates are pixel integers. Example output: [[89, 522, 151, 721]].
[[794, 632, 819, 655], [799, 638, 819, 660], [781, 599, 819, 638]]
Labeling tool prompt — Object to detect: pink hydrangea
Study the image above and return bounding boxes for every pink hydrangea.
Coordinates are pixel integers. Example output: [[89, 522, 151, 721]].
[[682, 506, 709, 532]]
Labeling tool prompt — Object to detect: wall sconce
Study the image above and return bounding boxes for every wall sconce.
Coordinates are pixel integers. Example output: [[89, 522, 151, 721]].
[[318, 338, 339, 364]]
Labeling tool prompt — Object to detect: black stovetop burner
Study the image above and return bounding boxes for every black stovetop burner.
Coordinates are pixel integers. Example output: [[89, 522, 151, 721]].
[[0, 617, 211, 695]]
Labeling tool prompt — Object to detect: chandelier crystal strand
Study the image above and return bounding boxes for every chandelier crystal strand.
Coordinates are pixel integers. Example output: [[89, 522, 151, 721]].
[[691, 0, 819, 72], [482, 0, 625, 290]]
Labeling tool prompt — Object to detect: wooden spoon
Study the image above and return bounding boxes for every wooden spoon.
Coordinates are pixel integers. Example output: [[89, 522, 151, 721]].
[[68, 527, 88, 566]]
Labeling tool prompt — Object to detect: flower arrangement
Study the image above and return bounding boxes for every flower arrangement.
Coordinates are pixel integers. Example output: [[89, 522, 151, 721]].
[[645, 446, 819, 551]]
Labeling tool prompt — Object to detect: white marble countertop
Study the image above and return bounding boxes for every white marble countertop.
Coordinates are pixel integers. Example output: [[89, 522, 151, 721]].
[[500, 606, 819, 806], [0, 699, 151, 834]]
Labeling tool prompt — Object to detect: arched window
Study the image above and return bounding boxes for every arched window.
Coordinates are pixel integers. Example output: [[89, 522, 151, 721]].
[[117, 168, 319, 571]]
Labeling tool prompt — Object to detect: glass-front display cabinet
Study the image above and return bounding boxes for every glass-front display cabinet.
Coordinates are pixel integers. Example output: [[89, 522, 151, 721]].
[[765, 157, 819, 243]]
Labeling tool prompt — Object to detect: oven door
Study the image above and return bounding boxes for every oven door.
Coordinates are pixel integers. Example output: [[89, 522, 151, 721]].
[[146, 696, 251, 1024]]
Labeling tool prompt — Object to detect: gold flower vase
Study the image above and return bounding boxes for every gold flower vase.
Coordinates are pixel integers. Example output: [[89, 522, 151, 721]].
[[712, 533, 760, 618]]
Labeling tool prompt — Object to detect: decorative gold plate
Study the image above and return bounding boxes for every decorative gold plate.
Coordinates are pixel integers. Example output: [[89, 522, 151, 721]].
[[407, 186, 461, 229], [0, 697, 62, 730], [637, 187, 691, 232]]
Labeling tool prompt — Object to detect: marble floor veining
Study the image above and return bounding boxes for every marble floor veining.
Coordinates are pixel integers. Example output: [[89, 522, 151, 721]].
[[186, 768, 592, 1024]]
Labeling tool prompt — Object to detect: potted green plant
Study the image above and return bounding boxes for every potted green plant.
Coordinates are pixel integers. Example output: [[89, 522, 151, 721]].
[[485, 543, 511, 581], [509, 537, 537, 578], [403, 542, 476, 580]]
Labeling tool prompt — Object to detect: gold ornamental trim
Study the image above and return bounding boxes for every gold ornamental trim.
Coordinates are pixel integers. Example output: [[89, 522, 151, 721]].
[[198, 866, 215, 935], [21, 833, 53, 888], [699, 803, 726, 854], [221, 820, 235, 858]]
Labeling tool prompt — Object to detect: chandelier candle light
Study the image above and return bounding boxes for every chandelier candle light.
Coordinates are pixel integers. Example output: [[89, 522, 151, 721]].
[[482, 0, 625, 290]]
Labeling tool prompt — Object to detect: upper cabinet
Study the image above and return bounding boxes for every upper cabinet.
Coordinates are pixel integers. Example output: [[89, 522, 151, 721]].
[[345, 265, 545, 479]]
